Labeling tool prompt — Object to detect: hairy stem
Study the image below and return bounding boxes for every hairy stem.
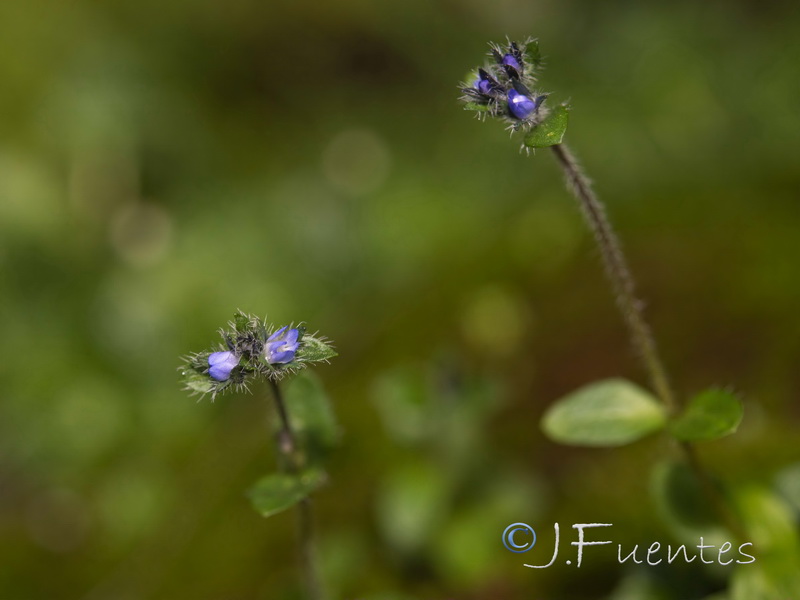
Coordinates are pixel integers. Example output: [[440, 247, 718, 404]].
[[549, 143, 746, 539], [549, 143, 676, 412], [268, 379, 325, 600]]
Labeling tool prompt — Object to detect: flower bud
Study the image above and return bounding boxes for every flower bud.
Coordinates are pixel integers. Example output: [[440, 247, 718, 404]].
[[208, 351, 239, 381]]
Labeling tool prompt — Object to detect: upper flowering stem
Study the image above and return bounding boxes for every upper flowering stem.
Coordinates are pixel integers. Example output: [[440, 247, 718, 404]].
[[265, 326, 300, 364], [460, 38, 548, 131], [460, 38, 571, 148]]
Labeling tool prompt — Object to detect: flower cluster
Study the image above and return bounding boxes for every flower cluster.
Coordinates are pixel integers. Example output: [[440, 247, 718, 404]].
[[179, 311, 336, 399], [459, 38, 549, 132]]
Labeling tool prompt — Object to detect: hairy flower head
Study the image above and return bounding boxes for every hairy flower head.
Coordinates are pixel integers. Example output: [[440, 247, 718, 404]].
[[179, 311, 337, 400]]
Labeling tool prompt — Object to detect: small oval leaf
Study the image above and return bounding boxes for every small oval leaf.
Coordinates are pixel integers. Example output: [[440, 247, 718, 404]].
[[731, 486, 800, 600], [524, 104, 570, 148], [651, 459, 726, 542], [669, 389, 743, 442], [283, 372, 340, 465], [541, 378, 666, 447], [247, 469, 326, 518]]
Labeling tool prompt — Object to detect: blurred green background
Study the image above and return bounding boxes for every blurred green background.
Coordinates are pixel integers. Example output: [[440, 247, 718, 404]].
[[1, 0, 799, 598]]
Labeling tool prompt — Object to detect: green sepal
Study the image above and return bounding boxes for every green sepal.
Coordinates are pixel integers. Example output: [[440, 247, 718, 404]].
[[463, 102, 491, 113], [297, 334, 337, 363], [525, 39, 542, 69], [524, 104, 570, 148], [541, 378, 667, 447], [181, 368, 215, 396], [669, 388, 743, 442], [247, 469, 327, 518], [233, 310, 251, 333]]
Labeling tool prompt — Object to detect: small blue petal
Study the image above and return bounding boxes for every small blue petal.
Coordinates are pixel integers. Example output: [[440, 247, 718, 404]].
[[267, 326, 288, 342], [264, 327, 300, 364], [502, 53, 522, 72], [508, 89, 537, 120], [269, 349, 296, 364], [265, 340, 285, 355], [209, 351, 233, 366], [208, 351, 239, 381], [209, 364, 229, 380]]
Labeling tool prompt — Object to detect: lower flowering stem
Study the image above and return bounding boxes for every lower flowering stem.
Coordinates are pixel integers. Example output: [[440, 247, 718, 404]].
[[549, 143, 676, 413], [549, 143, 747, 539], [268, 379, 325, 600]]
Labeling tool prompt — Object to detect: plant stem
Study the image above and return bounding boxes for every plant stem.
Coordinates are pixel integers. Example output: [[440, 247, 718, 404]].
[[549, 143, 676, 413], [549, 143, 746, 540], [268, 379, 325, 600]]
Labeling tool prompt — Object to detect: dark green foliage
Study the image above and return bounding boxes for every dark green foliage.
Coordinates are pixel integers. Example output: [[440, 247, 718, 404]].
[[248, 470, 327, 518], [524, 104, 571, 148], [669, 389, 744, 442]]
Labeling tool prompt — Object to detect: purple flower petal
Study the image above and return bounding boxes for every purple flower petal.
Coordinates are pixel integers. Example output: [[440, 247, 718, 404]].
[[209, 351, 232, 366], [264, 326, 300, 364], [265, 340, 285, 355], [208, 351, 239, 381], [269, 349, 296, 364], [267, 326, 288, 342], [508, 89, 537, 120], [284, 328, 300, 344], [502, 53, 522, 73]]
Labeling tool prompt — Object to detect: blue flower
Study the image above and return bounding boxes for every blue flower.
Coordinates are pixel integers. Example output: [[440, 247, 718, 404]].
[[208, 351, 239, 381], [473, 68, 502, 96], [507, 89, 546, 120], [502, 53, 522, 74], [265, 326, 300, 364]]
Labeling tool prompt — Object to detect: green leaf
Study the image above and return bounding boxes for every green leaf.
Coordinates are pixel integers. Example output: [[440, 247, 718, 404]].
[[284, 372, 340, 455], [541, 378, 667, 447], [247, 469, 326, 518], [669, 388, 743, 442], [735, 485, 800, 555], [297, 334, 337, 363], [650, 459, 726, 542], [180, 369, 214, 395], [608, 571, 674, 600], [371, 367, 432, 443], [731, 567, 796, 600], [730, 509, 800, 600], [524, 104, 569, 148], [376, 461, 450, 554], [774, 462, 800, 514]]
